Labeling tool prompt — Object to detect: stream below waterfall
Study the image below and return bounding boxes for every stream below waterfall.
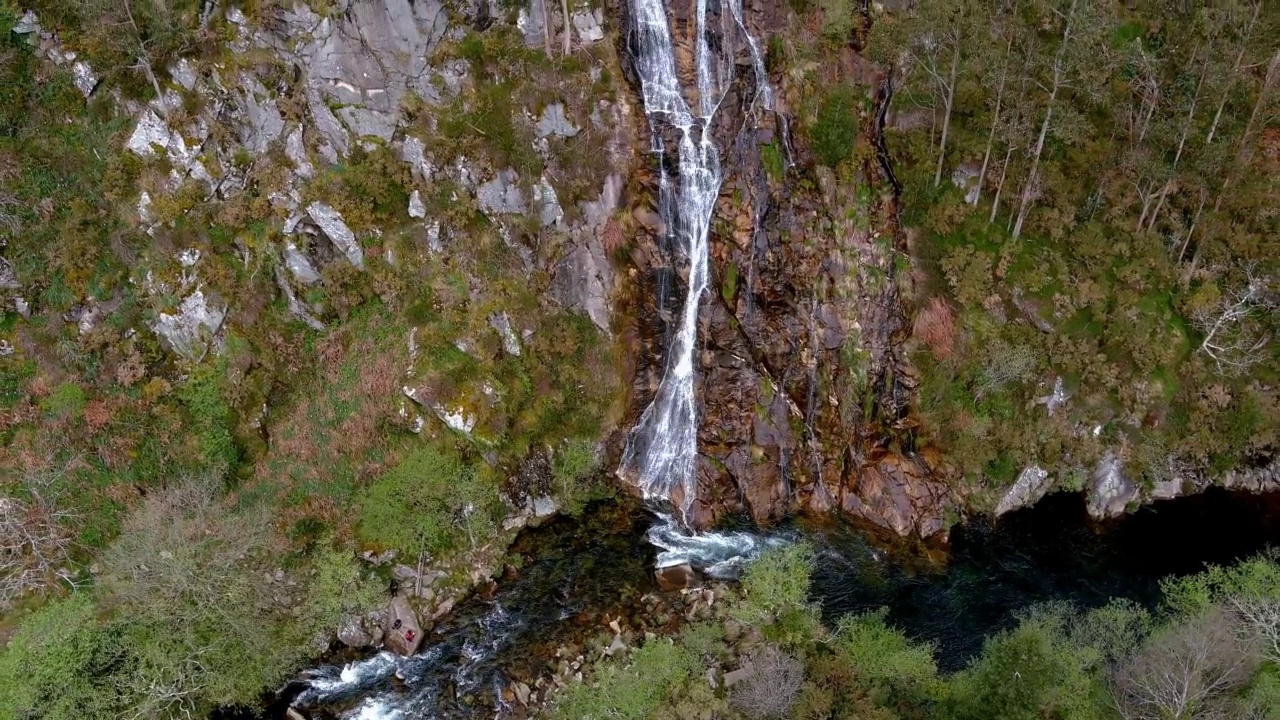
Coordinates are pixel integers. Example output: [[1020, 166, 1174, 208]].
[[257, 488, 1278, 720]]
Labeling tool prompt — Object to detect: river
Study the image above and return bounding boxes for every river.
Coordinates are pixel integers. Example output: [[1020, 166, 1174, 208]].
[[255, 487, 1277, 719]]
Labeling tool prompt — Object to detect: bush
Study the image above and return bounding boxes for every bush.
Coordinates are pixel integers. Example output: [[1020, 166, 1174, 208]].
[[732, 543, 820, 643], [303, 546, 385, 633], [357, 446, 500, 556], [0, 595, 128, 720], [832, 608, 939, 697], [944, 606, 1108, 720], [811, 85, 859, 168], [730, 644, 806, 719], [550, 638, 697, 720]]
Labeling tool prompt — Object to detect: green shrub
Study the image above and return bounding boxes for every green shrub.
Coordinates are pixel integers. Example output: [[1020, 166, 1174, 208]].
[[39, 382, 86, 421], [303, 546, 386, 631], [0, 595, 129, 720], [732, 543, 820, 643], [944, 607, 1108, 720], [811, 85, 858, 168], [550, 638, 697, 720], [357, 446, 500, 555], [832, 608, 940, 697]]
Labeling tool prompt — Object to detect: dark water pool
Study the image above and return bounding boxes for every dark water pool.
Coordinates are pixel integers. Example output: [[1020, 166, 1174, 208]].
[[807, 488, 1280, 670]]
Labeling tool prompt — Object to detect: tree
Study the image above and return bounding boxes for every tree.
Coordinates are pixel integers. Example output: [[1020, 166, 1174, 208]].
[[0, 466, 79, 609], [1190, 266, 1275, 376], [729, 645, 805, 719], [1110, 606, 1258, 720], [1011, 0, 1112, 241]]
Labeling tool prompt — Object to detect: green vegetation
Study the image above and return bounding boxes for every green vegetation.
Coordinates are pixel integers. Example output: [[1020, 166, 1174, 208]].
[[810, 86, 859, 168], [859, 1, 1279, 499], [0, 5, 625, 718], [554, 547, 1280, 720]]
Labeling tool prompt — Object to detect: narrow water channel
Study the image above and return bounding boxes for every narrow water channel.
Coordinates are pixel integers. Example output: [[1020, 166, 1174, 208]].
[[268, 489, 1278, 718]]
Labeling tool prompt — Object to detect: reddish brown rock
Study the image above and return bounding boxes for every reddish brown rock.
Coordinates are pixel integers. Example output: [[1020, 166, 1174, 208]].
[[656, 563, 701, 591]]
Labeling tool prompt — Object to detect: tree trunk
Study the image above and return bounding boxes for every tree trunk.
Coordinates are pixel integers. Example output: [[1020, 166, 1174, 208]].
[[975, 39, 1011, 206], [1206, 1, 1261, 145], [990, 144, 1014, 225], [1012, 0, 1075, 241], [1147, 54, 1207, 232], [540, 0, 553, 57], [933, 30, 962, 188], [562, 0, 571, 57], [1177, 188, 1207, 262]]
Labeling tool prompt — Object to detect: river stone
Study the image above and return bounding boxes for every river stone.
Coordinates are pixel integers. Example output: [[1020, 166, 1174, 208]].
[[656, 563, 700, 591], [384, 596, 423, 656]]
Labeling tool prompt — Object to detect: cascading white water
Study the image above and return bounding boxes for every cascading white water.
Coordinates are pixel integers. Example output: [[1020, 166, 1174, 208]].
[[621, 0, 781, 571]]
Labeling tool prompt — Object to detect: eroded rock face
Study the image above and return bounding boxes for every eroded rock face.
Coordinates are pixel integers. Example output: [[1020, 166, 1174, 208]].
[[621, 0, 950, 536]]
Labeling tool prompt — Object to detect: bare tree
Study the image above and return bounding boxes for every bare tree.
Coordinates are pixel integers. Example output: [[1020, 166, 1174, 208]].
[[729, 645, 805, 720], [1191, 266, 1275, 376], [0, 468, 79, 609], [1231, 596, 1280, 664], [1110, 607, 1258, 720]]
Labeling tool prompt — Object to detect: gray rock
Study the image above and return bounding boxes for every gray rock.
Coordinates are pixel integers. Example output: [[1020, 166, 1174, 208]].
[[1036, 375, 1069, 415], [532, 496, 558, 518], [950, 160, 982, 205], [13, 10, 39, 34], [336, 106, 397, 142], [489, 312, 522, 356], [306, 89, 350, 158], [14, 297, 29, 318], [535, 103, 579, 139], [0, 257, 20, 290], [581, 173, 622, 230], [517, 0, 549, 47], [551, 235, 613, 332], [532, 176, 563, 227], [337, 614, 373, 648], [571, 8, 605, 44], [151, 289, 227, 360], [71, 61, 98, 99], [306, 202, 363, 269], [169, 58, 198, 90], [722, 668, 751, 687], [477, 169, 526, 215], [1087, 453, 1138, 519], [126, 109, 172, 157], [275, 266, 325, 331], [399, 136, 433, 182], [285, 126, 315, 179], [408, 189, 427, 219], [239, 76, 285, 154], [384, 596, 423, 656], [994, 465, 1052, 516]]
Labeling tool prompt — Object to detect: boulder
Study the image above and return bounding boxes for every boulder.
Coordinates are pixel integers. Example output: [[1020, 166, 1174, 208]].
[[383, 596, 424, 656], [477, 169, 526, 215], [337, 613, 373, 648], [306, 202, 363, 269], [535, 103, 579, 139], [1087, 453, 1138, 519], [151, 290, 227, 360], [995, 465, 1053, 516], [656, 563, 701, 591]]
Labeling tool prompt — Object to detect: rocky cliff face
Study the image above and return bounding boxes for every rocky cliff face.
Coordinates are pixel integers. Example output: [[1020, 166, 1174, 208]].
[[617, 0, 951, 537]]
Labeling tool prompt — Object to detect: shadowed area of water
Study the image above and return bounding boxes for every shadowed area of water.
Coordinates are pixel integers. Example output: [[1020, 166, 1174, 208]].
[[807, 488, 1280, 671], [236, 489, 1277, 719]]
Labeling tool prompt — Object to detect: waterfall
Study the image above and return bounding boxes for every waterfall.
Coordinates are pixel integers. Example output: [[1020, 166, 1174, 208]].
[[621, 0, 782, 571]]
